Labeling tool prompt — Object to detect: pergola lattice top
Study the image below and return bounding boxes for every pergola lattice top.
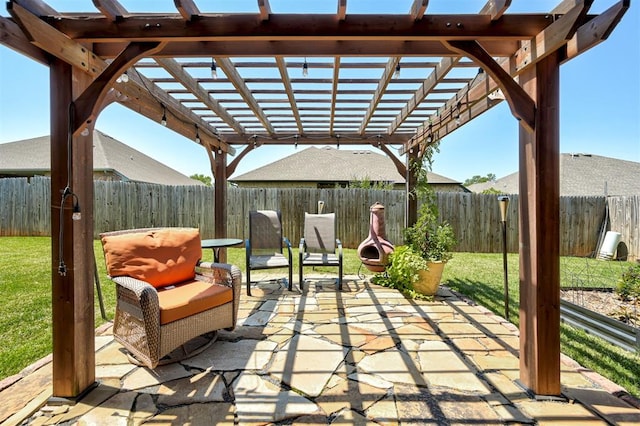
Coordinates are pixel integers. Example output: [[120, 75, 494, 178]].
[[4, 0, 627, 158]]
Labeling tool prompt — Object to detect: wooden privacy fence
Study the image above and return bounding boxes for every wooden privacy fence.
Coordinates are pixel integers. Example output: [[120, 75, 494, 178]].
[[1, 176, 636, 258]]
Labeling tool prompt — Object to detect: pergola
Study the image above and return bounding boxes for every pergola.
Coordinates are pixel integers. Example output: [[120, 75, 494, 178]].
[[1, 0, 628, 401]]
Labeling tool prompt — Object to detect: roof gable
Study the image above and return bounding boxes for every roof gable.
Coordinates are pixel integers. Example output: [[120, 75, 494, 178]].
[[230, 146, 460, 185], [467, 154, 640, 196], [0, 131, 201, 186]]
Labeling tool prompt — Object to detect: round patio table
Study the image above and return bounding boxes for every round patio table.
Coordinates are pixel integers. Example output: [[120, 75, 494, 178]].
[[201, 238, 244, 263]]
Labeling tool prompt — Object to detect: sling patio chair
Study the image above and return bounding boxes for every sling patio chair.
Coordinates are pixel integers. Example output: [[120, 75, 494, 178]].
[[299, 212, 343, 290], [100, 227, 241, 369], [245, 210, 293, 296]]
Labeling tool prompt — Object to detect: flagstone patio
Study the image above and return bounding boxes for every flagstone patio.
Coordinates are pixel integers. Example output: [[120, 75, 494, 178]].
[[2, 276, 639, 425]]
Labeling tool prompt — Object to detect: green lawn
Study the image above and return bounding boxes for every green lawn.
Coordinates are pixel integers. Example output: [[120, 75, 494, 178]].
[[1, 237, 638, 399], [0, 236, 371, 380], [442, 253, 640, 398]]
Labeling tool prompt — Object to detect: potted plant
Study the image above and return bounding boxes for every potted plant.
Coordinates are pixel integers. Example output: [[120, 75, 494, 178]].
[[372, 245, 429, 297], [373, 152, 456, 296], [403, 198, 456, 295]]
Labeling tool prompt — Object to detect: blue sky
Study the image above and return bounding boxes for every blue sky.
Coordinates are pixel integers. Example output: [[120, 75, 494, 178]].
[[1, 1, 638, 183]]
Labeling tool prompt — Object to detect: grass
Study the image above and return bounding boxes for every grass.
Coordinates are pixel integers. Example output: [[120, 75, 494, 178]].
[[1, 237, 638, 399], [0, 236, 372, 380], [442, 253, 640, 399]]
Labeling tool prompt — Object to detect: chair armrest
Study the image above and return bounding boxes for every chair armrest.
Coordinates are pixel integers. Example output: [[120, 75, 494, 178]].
[[111, 276, 161, 353], [111, 276, 159, 303], [336, 239, 343, 259], [283, 237, 293, 262], [197, 261, 242, 321], [197, 262, 242, 288]]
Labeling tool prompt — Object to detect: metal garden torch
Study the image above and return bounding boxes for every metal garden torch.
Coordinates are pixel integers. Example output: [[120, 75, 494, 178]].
[[498, 195, 510, 321]]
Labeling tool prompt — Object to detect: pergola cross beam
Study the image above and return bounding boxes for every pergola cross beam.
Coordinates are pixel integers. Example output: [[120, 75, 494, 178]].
[[444, 40, 536, 132], [7, 1, 229, 151], [408, 0, 620, 150], [74, 42, 163, 136]]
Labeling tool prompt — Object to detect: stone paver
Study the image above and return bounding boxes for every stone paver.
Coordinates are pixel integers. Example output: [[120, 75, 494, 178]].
[[233, 372, 321, 424], [418, 340, 491, 393], [144, 402, 235, 425], [269, 334, 346, 397], [183, 338, 278, 371], [0, 364, 52, 423], [358, 348, 426, 386], [5, 278, 640, 425], [315, 376, 387, 415], [154, 371, 227, 406]]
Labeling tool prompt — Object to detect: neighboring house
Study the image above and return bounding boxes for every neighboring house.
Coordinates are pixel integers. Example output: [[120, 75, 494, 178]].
[[230, 146, 467, 192], [0, 130, 202, 186], [467, 153, 640, 196]]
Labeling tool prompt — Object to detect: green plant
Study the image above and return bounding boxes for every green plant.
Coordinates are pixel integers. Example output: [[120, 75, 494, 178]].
[[189, 173, 212, 186], [616, 264, 640, 301], [463, 173, 496, 186], [403, 153, 457, 262], [403, 204, 456, 262], [373, 146, 456, 296], [348, 176, 394, 190], [371, 245, 427, 296]]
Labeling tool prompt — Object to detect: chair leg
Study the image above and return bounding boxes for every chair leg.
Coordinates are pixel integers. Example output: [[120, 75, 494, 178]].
[[299, 265, 304, 291], [246, 268, 252, 296], [288, 267, 293, 291], [338, 262, 343, 291]]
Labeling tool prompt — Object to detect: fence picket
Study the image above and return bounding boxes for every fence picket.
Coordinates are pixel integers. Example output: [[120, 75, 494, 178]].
[[0, 177, 636, 259]]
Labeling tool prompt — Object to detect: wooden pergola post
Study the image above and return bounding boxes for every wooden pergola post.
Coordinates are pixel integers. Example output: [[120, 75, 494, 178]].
[[214, 150, 228, 261], [518, 50, 562, 396], [50, 58, 96, 398]]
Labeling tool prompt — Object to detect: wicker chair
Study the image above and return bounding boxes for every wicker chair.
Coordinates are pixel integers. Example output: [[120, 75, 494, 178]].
[[299, 212, 343, 290], [100, 227, 241, 369], [245, 210, 293, 295]]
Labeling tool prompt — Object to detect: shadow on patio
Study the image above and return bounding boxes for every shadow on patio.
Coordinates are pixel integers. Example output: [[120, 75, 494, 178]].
[[2, 275, 640, 425]]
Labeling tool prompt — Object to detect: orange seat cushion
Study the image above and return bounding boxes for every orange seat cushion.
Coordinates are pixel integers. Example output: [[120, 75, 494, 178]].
[[101, 228, 202, 288], [157, 279, 233, 324]]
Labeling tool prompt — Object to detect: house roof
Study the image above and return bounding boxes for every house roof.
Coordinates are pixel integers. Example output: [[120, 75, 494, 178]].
[[0, 130, 202, 186], [230, 146, 459, 185], [467, 153, 640, 196]]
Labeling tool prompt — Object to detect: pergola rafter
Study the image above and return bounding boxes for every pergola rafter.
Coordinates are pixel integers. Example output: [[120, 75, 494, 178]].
[[0, 0, 628, 402], [155, 57, 245, 136]]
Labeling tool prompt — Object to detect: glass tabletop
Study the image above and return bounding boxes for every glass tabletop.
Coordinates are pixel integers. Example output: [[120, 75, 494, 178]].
[[201, 238, 244, 249]]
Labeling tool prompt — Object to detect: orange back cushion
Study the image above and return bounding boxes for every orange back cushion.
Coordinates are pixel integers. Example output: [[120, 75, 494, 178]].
[[101, 228, 202, 288]]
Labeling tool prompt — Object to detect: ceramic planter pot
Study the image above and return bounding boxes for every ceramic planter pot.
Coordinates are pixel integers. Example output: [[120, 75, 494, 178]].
[[413, 261, 446, 295]]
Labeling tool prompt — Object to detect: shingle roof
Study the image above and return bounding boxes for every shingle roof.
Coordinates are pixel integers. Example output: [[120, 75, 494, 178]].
[[467, 153, 640, 196], [0, 130, 202, 186], [230, 146, 459, 185]]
